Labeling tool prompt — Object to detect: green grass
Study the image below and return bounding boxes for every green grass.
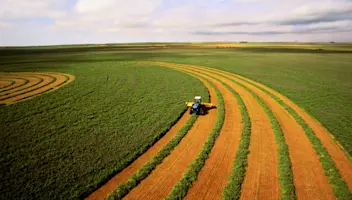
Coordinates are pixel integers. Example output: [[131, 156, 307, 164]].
[[1, 44, 351, 199], [0, 62, 208, 200], [154, 48, 352, 157], [107, 114, 199, 200], [233, 75, 351, 200], [165, 73, 225, 200]]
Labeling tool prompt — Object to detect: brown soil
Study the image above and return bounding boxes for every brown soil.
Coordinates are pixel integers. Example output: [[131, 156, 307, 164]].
[[124, 76, 218, 200], [217, 70, 336, 200], [85, 113, 191, 200], [187, 66, 280, 200], [176, 67, 243, 200], [0, 72, 74, 104], [235, 74, 352, 191]]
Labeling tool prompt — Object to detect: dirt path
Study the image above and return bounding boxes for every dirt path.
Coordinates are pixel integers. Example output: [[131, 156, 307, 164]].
[[0, 72, 74, 104], [124, 77, 218, 200], [232, 73, 352, 191], [219, 71, 336, 200], [85, 113, 191, 200], [175, 68, 243, 200], [186, 66, 280, 200]]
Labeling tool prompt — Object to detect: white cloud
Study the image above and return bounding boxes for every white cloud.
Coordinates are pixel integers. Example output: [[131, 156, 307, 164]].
[[1, 0, 352, 45]]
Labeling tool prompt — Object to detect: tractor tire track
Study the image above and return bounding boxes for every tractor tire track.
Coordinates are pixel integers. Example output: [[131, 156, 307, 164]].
[[123, 77, 218, 200], [85, 113, 191, 200], [183, 66, 280, 200]]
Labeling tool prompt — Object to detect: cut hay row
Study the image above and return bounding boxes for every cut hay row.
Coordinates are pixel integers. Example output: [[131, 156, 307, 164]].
[[0, 80, 15, 89], [121, 78, 218, 200], [202, 66, 352, 197], [164, 69, 227, 200], [88, 61, 352, 200], [0, 77, 28, 93], [186, 64, 351, 199], [106, 114, 199, 199], [182, 67, 281, 200], [0, 72, 74, 104], [86, 113, 192, 200]]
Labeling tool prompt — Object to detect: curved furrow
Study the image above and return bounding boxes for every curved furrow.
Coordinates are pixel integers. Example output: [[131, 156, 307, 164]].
[[0, 77, 28, 94], [122, 77, 218, 200], [0, 75, 43, 98], [86, 113, 192, 200], [181, 66, 280, 200], [0, 80, 15, 90]]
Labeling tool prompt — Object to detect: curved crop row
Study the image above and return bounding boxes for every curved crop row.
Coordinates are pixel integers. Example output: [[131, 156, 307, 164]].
[[231, 75, 351, 200], [164, 71, 226, 200], [107, 114, 198, 200]]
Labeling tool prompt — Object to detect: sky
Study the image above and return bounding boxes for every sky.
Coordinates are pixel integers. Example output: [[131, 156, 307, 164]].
[[0, 0, 352, 46]]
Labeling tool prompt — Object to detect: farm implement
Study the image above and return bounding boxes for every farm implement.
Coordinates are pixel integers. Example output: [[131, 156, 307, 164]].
[[186, 96, 216, 115]]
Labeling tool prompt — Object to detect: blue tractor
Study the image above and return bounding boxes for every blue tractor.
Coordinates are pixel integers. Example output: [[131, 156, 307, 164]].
[[186, 96, 215, 115]]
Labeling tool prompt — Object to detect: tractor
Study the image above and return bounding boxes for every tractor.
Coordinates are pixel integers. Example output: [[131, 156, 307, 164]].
[[186, 96, 216, 115]]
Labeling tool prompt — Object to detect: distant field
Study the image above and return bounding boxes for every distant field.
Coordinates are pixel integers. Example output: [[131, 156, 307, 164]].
[[0, 43, 351, 199]]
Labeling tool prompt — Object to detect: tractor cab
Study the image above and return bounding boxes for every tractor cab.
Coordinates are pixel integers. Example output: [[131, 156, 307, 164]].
[[194, 96, 202, 104], [186, 95, 216, 115]]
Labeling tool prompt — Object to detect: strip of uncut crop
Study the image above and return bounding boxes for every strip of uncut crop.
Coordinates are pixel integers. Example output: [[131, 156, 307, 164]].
[[207, 71, 296, 200], [165, 74, 225, 200], [233, 75, 352, 199], [107, 114, 198, 200]]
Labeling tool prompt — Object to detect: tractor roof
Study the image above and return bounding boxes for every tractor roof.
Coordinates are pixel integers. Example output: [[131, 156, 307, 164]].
[[194, 96, 201, 99]]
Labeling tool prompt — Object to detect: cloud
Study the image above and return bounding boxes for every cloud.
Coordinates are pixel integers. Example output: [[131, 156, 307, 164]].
[[1, 0, 352, 46]]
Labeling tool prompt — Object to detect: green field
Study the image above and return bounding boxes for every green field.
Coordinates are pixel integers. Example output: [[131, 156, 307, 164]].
[[1, 43, 351, 199]]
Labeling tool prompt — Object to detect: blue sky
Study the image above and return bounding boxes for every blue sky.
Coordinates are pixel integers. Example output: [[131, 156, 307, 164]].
[[0, 0, 352, 46]]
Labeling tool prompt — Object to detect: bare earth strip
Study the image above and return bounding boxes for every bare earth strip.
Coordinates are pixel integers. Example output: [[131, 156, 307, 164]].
[[124, 77, 218, 200], [221, 72, 336, 199], [85, 113, 191, 200], [176, 68, 243, 200], [233, 74, 352, 191], [188, 66, 280, 200]]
